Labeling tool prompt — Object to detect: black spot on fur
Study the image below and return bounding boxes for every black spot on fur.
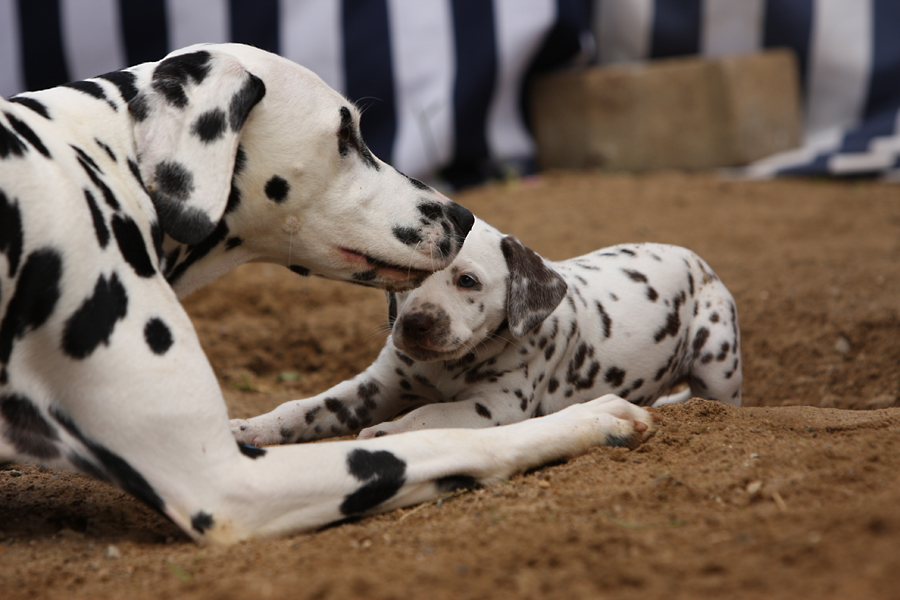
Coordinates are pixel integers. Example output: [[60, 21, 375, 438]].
[[341, 449, 407, 515], [166, 220, 228, 285], [717, 342, 731, 361], [112, 215, 156, 277], [95, 138, 116, 162], [395, 351, 414, 367], [0, 190, 24, 276], [144, 317, 173, 355], [229, 74, 266, 131], [646, 287, 658, 302], [0, 249, 62, 380], [63, 80, 113, 108], [150, 221, 164, 262], [152, 50, 212, 108], [566, 342, 601, 390], [623, 269, 647, 283], [693, 327, 710, 354], [392, 226, 422, 247], [547, 377, 559, 394], [417, 201, 444, 222], [128, 158, 144, 188], [63, 273, 128, 359], [5, 112, 49, 157], [325, 398, 352, 425], [264, 175, 290, 203], [406, 175, 431, 191], [97, 70, 138, 102], [0, 120, 27, 158], [191, 511, 214, 533], [9, 96, 50, 119], [84, 190, 110, 248], [475, 403, 492, 419], [128, 93, 149, 121], [604, 366, 626, 388], [238, 442, 267, 459], [76, 152, 120, 210], [225, 237, 242, 250], [51, 407, 165, 515], [192, 108, 227, 143], [1, 393, 60, 459], [654, 307, 682, 343], [154, 161, 193, 201], [304, 407, 321, 424], [595, 301, 612, 339]]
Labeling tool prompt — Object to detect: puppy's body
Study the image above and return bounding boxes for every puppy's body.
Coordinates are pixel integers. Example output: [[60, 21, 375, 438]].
[[234, 220, 741, 443]]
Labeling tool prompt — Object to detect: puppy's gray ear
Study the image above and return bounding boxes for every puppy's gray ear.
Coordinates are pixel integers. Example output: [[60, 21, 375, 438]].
[[501, 235, 567, 338], [130, 48, 265, 244], [386, 292, 398, 328]]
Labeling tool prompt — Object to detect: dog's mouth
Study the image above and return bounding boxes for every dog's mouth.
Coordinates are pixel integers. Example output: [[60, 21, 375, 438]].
[[339, 247, 432, 287]]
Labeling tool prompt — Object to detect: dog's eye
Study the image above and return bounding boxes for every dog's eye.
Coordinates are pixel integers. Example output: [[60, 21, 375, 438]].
[[457, 274, 478, 289]]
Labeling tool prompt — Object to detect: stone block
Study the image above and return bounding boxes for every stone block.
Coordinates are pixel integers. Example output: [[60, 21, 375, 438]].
[[529, 49, 802, 171]]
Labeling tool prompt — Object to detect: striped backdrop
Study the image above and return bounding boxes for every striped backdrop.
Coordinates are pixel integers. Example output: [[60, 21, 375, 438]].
[[2, 0, 899, 185]]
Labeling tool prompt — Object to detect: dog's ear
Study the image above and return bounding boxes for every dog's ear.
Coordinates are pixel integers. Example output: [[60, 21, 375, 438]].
[[130, 49, 266, 244], [501, 235, 568, 338]]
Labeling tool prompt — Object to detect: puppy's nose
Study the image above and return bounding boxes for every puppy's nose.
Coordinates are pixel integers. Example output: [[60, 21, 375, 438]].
[[401, 312, 434, 341], [446, 202, 474, 238]]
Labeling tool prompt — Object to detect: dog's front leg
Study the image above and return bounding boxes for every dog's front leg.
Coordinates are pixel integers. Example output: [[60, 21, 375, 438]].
[[205, 395, 661, 542]]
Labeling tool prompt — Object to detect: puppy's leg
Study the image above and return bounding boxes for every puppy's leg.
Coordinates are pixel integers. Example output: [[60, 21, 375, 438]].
[[231, 349, 438, 445], [359, 389, 638, 439], [688, 286, 743, 406]]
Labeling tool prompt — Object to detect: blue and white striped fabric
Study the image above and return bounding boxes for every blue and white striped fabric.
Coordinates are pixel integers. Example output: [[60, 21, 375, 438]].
[[595, 0, 900, 179], [0, 0, 592, 189], [2, 0, 900, 184]]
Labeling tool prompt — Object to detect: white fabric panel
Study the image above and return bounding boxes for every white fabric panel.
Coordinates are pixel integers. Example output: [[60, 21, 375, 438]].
[[595, 0, 653, 63], [60, 0, 125, 79], [166, 0, 229, 50], [280, 0, 344, 93], [388, 0, 454, 180], [0, 0, 23, 96], [489, 0, 556, 161], [701, 0, 764, 58], [804, 0, 873, 138]]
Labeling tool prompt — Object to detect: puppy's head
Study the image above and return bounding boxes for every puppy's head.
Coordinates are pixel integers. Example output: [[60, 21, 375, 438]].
[[131, 43, 473, 293], [389, 220, 567, 362]]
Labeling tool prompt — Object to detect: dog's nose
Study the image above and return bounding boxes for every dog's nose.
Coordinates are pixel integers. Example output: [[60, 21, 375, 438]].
[[446, 202, 475, 238], [401, 312, 434, 341]]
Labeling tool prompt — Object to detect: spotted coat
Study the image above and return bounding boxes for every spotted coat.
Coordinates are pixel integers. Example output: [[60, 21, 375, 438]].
[[234, 219, 741, 442]]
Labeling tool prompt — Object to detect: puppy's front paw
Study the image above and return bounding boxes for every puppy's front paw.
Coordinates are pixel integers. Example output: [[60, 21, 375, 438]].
[[556, 395, 662, 449]]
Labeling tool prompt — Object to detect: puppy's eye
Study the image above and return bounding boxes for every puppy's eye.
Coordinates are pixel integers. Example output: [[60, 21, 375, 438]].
[[339, 125, 353, 144], [457, 274, 478, 288]]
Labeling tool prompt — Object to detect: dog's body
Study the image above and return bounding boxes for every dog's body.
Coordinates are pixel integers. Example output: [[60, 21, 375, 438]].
[[233, 220, 741, 443], [0, 44, 659, 543]]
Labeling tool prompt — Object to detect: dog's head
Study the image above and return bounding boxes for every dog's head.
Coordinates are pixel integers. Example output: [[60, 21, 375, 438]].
[[130, 43, 473, 293], [388, 220, 568, 362]]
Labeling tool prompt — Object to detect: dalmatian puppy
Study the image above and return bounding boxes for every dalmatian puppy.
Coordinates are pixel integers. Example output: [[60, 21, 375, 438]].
[[0, 43, 659, 544], [233, 219, 740, 444]]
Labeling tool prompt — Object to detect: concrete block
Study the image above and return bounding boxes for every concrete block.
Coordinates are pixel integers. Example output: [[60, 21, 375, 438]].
[[529, 49, 802, 171]]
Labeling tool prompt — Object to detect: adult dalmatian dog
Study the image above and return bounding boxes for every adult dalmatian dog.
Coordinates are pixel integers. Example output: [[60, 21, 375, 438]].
[[0, 43, 660, 544], [233, 219, 741, 444]]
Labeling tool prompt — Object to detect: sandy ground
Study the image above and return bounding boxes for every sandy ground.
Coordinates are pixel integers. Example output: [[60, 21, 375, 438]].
[[1, 170, 899, 599]]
